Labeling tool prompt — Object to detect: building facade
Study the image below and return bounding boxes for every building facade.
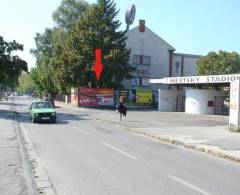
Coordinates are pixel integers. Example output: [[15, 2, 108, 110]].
[[123, 20, 201, 90]]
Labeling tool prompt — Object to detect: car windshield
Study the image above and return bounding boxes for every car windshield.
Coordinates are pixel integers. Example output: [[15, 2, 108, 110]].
[[33, 102, 53, 109]]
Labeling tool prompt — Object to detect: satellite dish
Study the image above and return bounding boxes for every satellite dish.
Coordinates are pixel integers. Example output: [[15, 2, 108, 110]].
[[125, 4, 136, 31]]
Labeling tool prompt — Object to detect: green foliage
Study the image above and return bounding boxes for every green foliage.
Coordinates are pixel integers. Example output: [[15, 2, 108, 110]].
[[51, 44, 77, 93], [30, 67, 43, 93], [52, 0, 89, 31], [55, 0, 134, 88], [31, 0, 88, 95], [0, 36, 28, 89], [32, 0, 133, 95], [197, 50, 240, 75], [17, 72, 34, 93], [30, 29, 58, 96], [30, 28, 54, 62]]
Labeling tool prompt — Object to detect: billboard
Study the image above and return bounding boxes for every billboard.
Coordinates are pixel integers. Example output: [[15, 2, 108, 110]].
[[136, 89, 152, 104], [79, 88, 114, 106]]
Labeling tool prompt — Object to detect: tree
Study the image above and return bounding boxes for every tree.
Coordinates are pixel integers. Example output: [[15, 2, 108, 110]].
[[31, 0, 89, 95], [56, 0, 134, 88], [30, 29, 58, 97], [0, 36, 27, 89], [51, 0, 89, 93], [51, 44, 77, 93], [197, 50, 240, 75], [17, 72, 35, 93], [52, 0, 89, 31]]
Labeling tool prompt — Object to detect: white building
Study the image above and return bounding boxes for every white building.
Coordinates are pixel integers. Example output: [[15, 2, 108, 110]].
[[123, 20, 201, 90]]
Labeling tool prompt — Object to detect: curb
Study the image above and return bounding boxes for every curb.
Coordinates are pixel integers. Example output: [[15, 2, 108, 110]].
[[18, 122, 57, 195], [10, 103, 39, 195]]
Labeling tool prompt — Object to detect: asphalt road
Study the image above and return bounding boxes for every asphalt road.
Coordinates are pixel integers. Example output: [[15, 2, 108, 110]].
[[14, 96, 240, 195]]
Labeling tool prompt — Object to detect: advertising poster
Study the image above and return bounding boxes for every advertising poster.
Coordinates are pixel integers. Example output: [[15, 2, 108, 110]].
[[131, 78, 140, 86], [136, 89, 152, 105], [79, 88, 114, 106]]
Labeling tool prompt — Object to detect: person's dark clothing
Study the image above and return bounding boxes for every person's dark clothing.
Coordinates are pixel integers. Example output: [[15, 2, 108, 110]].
[[117, 103, 127, 116]]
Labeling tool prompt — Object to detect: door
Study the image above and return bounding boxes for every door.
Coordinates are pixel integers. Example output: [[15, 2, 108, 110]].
[[214, 96, 224, 115], [176, 95, 185, 112]]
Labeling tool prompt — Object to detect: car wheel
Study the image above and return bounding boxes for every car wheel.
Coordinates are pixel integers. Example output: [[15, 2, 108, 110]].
[[51, 118, 56, 124], [32, 117, 36, 123]]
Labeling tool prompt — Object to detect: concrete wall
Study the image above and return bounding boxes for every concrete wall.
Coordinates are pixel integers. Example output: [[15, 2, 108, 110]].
[[173, 54, 200, 77], [185, 89, 224, 115], [123, 22, 201, 90], [126, 26, 174, 79], [183, 56, 199, 76], [124, 25, 175, 90], [158, 89, 184, 111], [71, 88, 78, 106]]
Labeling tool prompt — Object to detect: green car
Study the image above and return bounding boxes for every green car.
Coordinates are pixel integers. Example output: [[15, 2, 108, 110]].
[[29, 101, 56, 123]]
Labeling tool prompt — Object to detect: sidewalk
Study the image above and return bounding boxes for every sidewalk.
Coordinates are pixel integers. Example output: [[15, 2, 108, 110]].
[[0, 99, 27, 195], [56, 101, 240, 163]]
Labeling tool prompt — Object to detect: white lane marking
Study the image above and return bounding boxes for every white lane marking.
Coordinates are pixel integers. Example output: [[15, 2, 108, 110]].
[[100, 141, 137, 160], [73, 126, 89, 135], [169, 175, 212, 195]]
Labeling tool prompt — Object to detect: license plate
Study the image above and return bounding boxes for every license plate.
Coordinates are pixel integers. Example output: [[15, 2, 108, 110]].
[[41, 117, 50, 120]]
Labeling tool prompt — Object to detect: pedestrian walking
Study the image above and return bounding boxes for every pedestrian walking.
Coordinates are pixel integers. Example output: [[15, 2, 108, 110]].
[[116, 96, 127, 121]]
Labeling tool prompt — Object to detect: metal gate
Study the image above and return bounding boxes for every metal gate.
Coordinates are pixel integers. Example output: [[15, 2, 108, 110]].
[[214, 96, 224, 115], [176, 95, 185, 112]]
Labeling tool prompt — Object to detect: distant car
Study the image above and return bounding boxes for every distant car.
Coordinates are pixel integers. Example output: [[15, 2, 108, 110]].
[[29, 101, 56, 123]]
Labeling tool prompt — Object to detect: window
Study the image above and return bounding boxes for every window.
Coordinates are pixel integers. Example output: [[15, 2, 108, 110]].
[[133, 55, 141, 65], [33, 102, 53, 109], [175, 61, 180, 76], [133, 55, 150, 65], [143, 56, 150, 65]]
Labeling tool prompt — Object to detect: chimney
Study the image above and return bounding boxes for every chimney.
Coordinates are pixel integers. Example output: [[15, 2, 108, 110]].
[[139, 20, 145, 32]]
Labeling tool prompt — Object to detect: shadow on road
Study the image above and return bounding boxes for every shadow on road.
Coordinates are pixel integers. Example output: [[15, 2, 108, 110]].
[[17, 111, 91, 125], [0, 109, 16, 120]]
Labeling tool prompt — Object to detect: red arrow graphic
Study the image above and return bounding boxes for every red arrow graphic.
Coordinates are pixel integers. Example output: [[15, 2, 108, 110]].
[[93, 48, 103, 81]]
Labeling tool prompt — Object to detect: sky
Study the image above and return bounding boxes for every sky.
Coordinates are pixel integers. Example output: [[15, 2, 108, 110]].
[[1, 0, 240, 69]]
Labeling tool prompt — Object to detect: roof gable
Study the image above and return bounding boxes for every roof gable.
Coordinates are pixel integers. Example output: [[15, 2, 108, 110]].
[[127, 25, 175, 51]]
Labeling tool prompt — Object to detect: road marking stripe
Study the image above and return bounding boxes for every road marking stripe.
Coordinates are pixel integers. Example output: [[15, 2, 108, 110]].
[[100, 141, 137, 160], [169, 175, 211, 195], [73, 126, 89, 135]]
